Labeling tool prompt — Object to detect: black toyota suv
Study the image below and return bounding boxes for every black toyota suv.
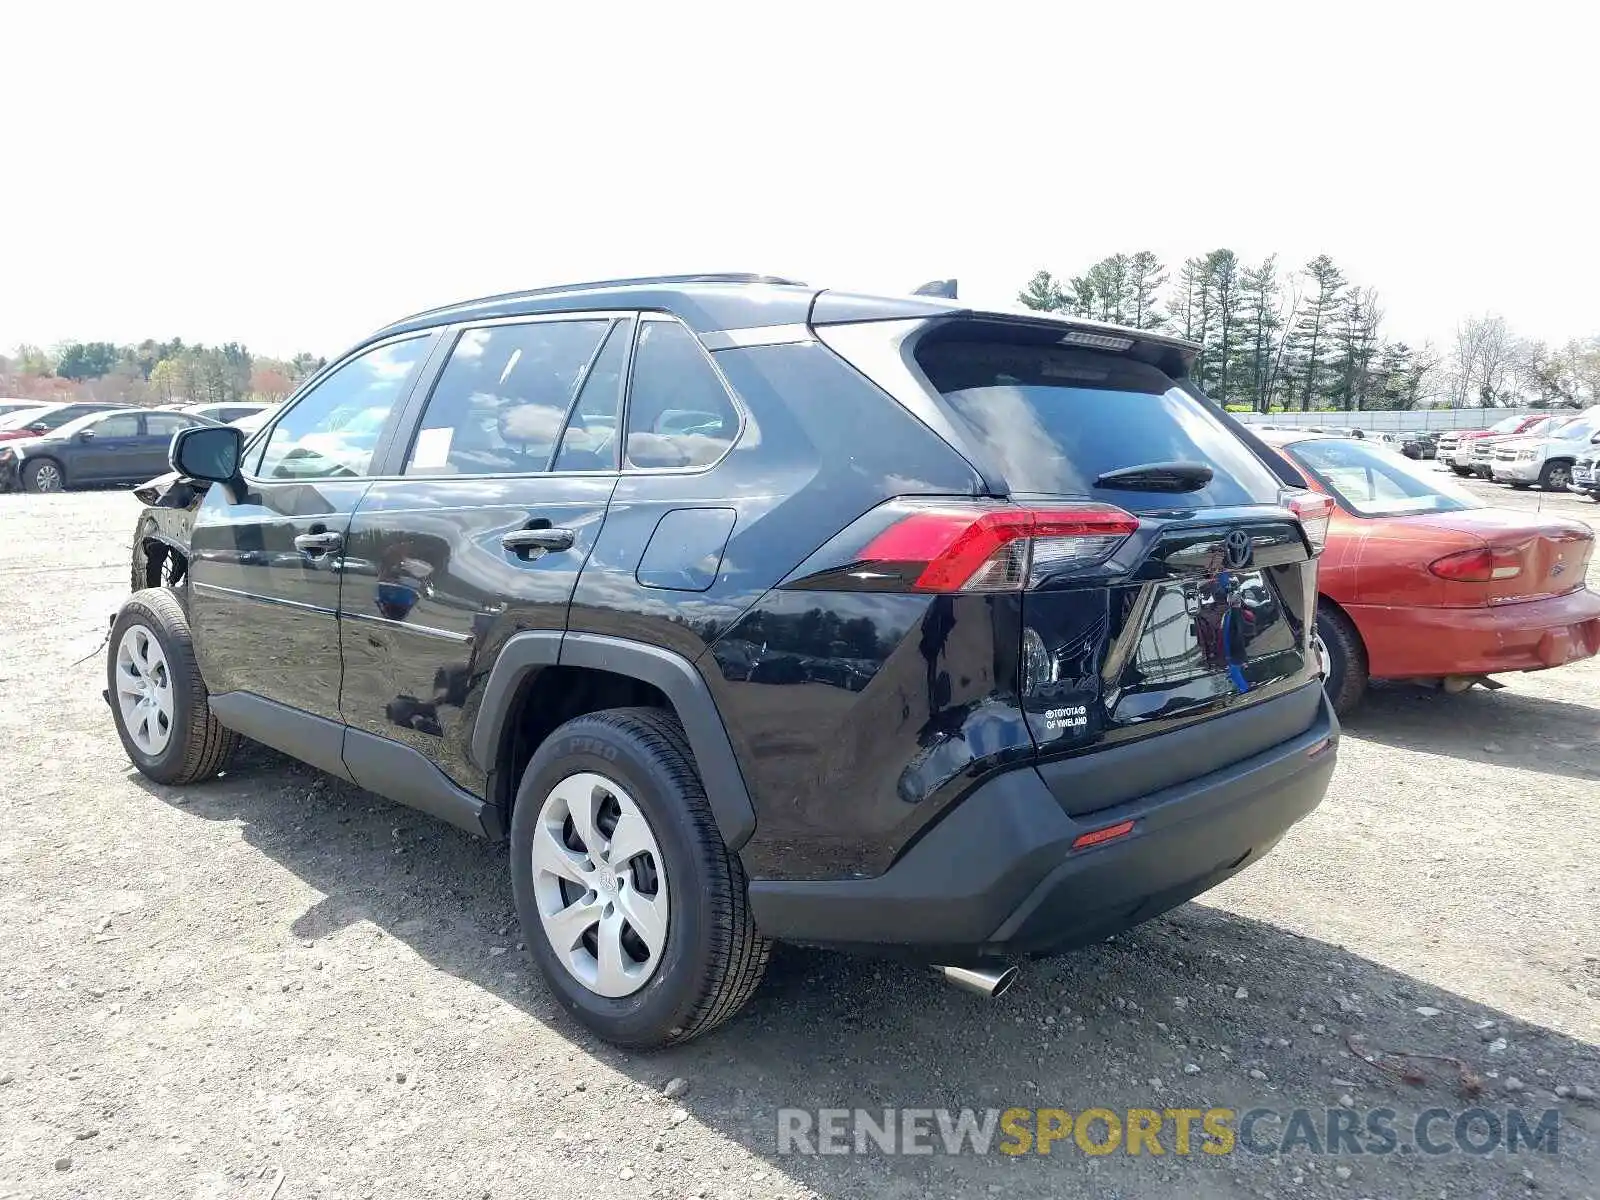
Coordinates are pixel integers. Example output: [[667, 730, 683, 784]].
[[108, 274, 1338, 1048]]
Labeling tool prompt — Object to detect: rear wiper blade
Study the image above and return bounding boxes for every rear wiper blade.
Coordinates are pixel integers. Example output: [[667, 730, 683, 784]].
[[1094, 461, 1214, 492]]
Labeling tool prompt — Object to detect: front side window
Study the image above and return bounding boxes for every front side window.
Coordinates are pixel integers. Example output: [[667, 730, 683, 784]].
[[405, 319, 611, 476], [624, 320, 740, 469], [91, 414, 140, 438], [255, 338, 429, 480], [1288, 438, 1480, 517]]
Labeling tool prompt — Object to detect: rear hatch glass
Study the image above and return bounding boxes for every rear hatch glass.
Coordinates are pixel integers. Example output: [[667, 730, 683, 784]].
[[912, 323, 1319, 806], [914, 334, 1286, 511]]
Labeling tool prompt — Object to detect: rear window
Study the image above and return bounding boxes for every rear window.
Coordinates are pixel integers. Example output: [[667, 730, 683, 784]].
[[1287, 438, 1480, 517], [915, 333, 1284, 509]]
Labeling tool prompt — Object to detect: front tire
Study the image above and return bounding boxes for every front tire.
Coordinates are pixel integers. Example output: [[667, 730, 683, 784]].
[[510, 708, 770, 1048], [1538, 460, 1573, 491], [1316, 601, 1369, 718], [107, 589, 239, 784], [22, 458, 65, 493]]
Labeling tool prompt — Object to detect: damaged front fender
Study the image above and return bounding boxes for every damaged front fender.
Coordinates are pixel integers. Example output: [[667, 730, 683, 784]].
[[130, 472, 208, 592]]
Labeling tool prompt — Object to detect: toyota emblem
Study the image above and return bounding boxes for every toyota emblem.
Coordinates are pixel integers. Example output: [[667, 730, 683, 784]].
[[1223, 529, 1254, 569]]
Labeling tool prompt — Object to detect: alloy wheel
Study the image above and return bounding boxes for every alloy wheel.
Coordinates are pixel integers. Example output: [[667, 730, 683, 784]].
[[32, 462, 62, 492], [114, 624, 174, 755], [531, 772, 669, 998]]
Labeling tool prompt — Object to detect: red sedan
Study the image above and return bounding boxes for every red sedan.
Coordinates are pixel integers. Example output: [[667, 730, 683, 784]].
[[1261, 431, 1600, 714]]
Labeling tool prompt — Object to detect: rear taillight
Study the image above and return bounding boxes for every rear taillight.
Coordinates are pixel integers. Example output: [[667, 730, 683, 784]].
[[856, 502, 1139, 592], [1429, 546, 1524, 582], [1283, 490, 1334, 552]]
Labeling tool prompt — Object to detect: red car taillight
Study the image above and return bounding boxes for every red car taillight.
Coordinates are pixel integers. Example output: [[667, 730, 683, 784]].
[[1428, 546, 1524, 582], [1282, 490, 1334, 552], [855, 502, 1139, 592]]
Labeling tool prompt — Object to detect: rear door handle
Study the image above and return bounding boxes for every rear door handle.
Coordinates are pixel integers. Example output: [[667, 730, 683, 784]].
[[294, 531, 343, 555], [502, 527, 576, 554]]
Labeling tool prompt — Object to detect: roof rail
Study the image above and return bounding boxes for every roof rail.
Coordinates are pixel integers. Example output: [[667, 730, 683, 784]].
[[398, 273, 808, 324]]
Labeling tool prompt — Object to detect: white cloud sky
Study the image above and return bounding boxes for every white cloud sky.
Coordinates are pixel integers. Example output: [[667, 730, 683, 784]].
[[2, 1, 1594, 359]]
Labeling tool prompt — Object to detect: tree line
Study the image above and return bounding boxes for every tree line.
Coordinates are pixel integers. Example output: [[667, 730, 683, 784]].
[[0, 339, 326, 408], [1019, 253, 1600, 412]]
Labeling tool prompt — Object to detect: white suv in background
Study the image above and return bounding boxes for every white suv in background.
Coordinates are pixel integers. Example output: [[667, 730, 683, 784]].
[[1489, 408, 1600, 491]]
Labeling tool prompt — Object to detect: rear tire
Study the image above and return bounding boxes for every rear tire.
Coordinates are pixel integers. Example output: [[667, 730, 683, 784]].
[[1450, 466, 1473, 477], [107, 589, 239, 784], [510, 707, 770, 1048], [1316, 601, 1368, 718]]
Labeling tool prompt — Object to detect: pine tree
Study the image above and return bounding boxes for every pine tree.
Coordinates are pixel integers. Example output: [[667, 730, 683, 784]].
[[1204, 250, 1239, 403], [1172, 257, 1205, 341], [1017, 270, 1066, 312], [1288, 255, 1346, 411], [1127, 251, 1167, 329], [1330, 288, 1382, 410], [1238, 257, 1282, 412]]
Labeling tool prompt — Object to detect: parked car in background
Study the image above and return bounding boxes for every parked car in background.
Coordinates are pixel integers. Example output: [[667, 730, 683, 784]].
[[1488, 408, 1600, 491], [0, 399, 52, 420], [1259, 430, 1600, 715], [0, 401, 124, 442], [1571, 450, 1600, 502], [107, 274, 1338, 1047], [1466, 415, 1562, 478], [1436, 414, 1552, 475], [183, 401, 272, 425], [1370, 432, 1419, 458], [0, 407, 215, 493], [229, 404, 280, 435], [1402, 431, 1438, 459]]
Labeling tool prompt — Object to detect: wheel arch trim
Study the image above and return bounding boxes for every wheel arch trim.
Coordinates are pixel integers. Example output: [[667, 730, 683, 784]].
[[470, 631, 757, 851]]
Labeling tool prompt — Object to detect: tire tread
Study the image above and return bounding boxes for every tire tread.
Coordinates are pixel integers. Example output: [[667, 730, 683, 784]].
[[590, 707, 771, 1045], [111, 589, 239, 785]]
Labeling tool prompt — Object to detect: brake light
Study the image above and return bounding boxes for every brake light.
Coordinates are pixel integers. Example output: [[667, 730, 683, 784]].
[[1283, 490, 1334, 552], [1429, 547, 1524, 582], [857, 503, 1139, 592], [1072, 819, 1135, 850]]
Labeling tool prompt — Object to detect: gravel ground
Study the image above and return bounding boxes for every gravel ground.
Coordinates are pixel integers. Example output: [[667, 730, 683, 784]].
[[1, 477, 1596, 1200]]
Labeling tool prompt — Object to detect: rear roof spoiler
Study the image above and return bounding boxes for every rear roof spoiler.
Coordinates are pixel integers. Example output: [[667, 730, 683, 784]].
[[809, 289, 1200, 375]]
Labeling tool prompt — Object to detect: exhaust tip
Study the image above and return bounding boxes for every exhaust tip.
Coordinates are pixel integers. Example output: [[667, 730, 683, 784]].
[[938, 964, 1019, 999]]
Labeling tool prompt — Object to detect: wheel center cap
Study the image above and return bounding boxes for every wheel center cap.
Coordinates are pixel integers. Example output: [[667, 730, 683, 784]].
[[597, 865, 619, 895]]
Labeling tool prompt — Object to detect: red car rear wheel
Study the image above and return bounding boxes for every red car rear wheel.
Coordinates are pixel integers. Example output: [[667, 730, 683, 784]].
[[1316, 601, 1369, 717]]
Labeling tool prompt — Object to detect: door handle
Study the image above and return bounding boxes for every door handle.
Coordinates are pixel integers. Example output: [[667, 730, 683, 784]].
[[502, 527, 576, 555], [295, 531, 343, 555]]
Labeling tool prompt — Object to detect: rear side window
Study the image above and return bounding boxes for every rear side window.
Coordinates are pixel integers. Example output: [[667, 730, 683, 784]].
[[406, 319, 611, 476], [145, 414, 195, 438], [915, 332, 1285, 508], [624, 320, 740, 470]]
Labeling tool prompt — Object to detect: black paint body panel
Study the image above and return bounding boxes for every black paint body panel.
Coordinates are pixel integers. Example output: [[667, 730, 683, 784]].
[[122, 276, 1337, 962]]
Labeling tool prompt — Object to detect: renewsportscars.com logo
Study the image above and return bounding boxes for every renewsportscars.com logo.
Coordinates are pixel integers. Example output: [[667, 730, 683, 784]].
[[775, 1106, 1562, 1158]]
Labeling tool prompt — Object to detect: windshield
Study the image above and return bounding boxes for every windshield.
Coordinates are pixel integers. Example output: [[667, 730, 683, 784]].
[[51, 410, 137, 437], [1287, 438, 1482, 518], [0, 406, 62, 431], [1549, 415, 1600, 439], [1488, 415, 1525, 434]]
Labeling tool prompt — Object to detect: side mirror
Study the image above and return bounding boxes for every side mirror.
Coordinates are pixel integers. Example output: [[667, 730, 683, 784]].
[[1591, 432, 1600, 444], [171, 425, 245, 501], [76, 429, 95, 442]]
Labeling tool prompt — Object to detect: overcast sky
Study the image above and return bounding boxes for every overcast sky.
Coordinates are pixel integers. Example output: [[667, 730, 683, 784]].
[[3, 2, 1595, 359]]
